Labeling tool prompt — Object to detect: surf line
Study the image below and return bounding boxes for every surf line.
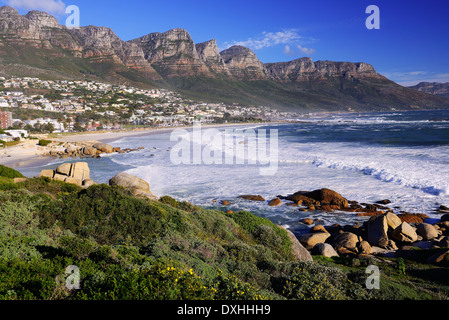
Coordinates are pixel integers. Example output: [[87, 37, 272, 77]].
[[169, 121, 279, 176]]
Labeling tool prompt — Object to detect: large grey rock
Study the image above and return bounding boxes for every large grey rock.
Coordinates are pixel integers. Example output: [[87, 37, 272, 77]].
[[83, 146, 98, 156], [53, 173, 67, 182], [391, 222, 418, 243], [385, 212, 402, 230], [298, 232, 330, 250], [93, 142, 114, 153], [367, 215, 389, 248], [286, 230, 313, 262], [417, 223, 439, 240], [357, 240, 373, 254], [312, 243, 339, 258], [70, 162, 90, 181], [304, 188, 349, 209], [109, 172, 149, 191], [331, 232, 359, 251], [39, 169, 54, 179], [65, 144, 79, 154], [109, 172, 157, 200], [64, 177, 82, 186], [56, 163, 72, 176]]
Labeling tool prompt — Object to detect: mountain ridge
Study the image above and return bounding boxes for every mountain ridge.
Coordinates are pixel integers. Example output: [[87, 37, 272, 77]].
[[0, 5, 448, 112], [408, 82, 449, 98]]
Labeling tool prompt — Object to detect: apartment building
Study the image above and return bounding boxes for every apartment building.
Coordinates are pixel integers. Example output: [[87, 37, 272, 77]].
[[0, 111, 13, 129]]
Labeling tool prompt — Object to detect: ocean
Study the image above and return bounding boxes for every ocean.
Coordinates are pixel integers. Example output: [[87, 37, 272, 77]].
[[20, 109, 449, 234]]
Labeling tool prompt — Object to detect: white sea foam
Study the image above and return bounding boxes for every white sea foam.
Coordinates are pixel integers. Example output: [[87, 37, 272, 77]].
[[39, 119, 446, 231], [113, 125, 448, 232]]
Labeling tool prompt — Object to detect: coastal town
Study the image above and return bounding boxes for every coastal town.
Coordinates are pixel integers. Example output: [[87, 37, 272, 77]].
[[0, 76, 297, 137]]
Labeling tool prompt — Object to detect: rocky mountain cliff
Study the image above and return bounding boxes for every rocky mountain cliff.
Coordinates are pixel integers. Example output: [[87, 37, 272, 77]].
[[265, 58, 383, 82], [0, 6, 161, 82], [409, 82, 449, 98], [195, 39, 230, 76], [128, 28, 211, 78], [0, 5, 448, 112], [220, 45, 268, 80], [69, 26, 160, 77]]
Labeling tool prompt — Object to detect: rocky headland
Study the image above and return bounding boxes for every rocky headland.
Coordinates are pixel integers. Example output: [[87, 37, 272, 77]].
[[32, 157, 449, 268], [228, 188, 449, 266], [38, 161, 157, 201], [3, 162, 449, 300], [40, 140, 144, 159]]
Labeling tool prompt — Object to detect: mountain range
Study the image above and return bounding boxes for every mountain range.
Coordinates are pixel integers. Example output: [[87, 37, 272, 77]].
[[408, 82, 449, 98], [0, 6, 448, 112]]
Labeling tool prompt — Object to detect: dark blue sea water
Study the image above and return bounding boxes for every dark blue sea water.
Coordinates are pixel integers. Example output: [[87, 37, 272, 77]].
[[21, 109, 449, 233]]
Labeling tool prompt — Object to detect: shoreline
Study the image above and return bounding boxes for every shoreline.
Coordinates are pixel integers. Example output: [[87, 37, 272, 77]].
[[3, 109, 449, 170], [50, 121, 274, 144], [2, 121, 277, 170]]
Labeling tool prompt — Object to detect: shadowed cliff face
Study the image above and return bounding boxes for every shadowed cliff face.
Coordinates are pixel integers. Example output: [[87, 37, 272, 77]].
[[265, 58, 384, 82], [68, 26, 160, 77], [195, 39, 231, 76], [0, 6, 161, 80], [0, 5, 448, 112], [128, 28, 212, 78], [220, 45, 268, 80]]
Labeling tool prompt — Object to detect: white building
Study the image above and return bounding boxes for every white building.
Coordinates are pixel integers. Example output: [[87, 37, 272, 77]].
[[5, 129, 28, 139], [0, 99, 9, 108], [0, 134, 13, 142]]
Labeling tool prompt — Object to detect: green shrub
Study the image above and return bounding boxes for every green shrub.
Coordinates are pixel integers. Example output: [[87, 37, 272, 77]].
[[226, 211, 293, 260], [59, 236, 96, 260], [38, 139, 52, 147], [21, 177, 82, 195], [3, 177, 449, 301], [159, 195, 199, 213], [274, 262, 369, 300], [0, 197, 55, 261], [0, 165, 25, 179], [38, 184, 170, 246]]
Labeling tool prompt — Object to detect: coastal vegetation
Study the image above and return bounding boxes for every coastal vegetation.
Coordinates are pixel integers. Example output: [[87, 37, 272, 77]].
[[0, 166, 449, 300], [37, 139, 52, 147]]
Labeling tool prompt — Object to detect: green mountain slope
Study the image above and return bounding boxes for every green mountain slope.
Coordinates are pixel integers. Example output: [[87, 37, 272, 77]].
[[0, 5, 448, 112]]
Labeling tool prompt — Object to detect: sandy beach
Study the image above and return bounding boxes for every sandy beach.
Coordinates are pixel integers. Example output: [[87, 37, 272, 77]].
[[0, 140, 50, 168], [0, 129, 160, 169]]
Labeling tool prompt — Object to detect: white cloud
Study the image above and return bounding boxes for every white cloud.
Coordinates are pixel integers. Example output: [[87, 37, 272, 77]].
[[222, 29, 317, 57], [297, 44, 316, 56], [5, 0, 67, 15], [223, 29, 303, 50], [281, 44, 316, 56], [283, 45, 294, 55]]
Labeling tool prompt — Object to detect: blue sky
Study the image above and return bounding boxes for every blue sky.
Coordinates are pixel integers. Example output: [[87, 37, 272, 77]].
[[2, 0, 449, 86]]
